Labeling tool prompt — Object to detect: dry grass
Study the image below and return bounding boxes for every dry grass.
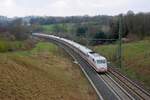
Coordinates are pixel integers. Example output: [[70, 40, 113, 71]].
[[0, 42, 97, 100]]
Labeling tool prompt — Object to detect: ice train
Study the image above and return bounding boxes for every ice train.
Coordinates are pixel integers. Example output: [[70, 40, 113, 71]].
[[32, 33, 108, 73]]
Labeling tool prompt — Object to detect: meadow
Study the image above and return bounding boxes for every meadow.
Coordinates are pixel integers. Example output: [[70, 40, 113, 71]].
[[0, 42, 97, 100], [94, 39, 150, 89]]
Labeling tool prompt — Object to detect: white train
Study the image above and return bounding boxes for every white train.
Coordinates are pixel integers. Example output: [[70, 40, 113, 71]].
[[32, 33, 108, 73]]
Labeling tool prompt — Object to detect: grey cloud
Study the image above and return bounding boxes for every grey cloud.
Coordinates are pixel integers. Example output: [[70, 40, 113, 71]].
[[0, 0, 150, 17]]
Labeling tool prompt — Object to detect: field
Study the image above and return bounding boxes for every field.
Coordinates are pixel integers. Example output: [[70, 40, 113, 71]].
[[94, 39, 150, 89], [42, 24, 55, 32], [42, 23, 74, 33], [0, 42, 97, 100]]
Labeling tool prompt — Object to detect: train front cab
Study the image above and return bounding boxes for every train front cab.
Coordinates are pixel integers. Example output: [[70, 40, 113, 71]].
[[95, 59, 108, 73]]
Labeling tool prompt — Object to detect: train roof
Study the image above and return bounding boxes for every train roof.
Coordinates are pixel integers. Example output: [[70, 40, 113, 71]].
[[88, 52, 106, 60], [33, 33, 93, 55], [62, 38, 92, 53]]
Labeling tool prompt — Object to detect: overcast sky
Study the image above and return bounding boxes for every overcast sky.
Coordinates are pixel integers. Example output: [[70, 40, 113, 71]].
[[0, 0, 150, 17]]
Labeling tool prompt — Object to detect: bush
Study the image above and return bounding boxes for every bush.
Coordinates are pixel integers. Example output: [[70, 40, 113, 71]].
[[0, 41, 10, 52], [0, 40, 23, 52]]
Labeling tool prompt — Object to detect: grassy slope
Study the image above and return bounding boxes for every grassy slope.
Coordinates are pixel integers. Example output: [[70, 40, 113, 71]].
[[0, 42, 97, 100], [42, 23, 74, 33], [94, 39, 150, 88]]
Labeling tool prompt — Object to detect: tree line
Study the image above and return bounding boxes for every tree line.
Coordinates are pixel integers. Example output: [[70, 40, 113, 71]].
[[110, 11, 150, 39], [0, 11, 150, 42]]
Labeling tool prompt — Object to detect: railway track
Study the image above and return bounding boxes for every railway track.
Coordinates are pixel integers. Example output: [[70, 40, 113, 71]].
[[99, 74, 135, 100], [33, 35, 150, 100], [108, 68, 150, 100]]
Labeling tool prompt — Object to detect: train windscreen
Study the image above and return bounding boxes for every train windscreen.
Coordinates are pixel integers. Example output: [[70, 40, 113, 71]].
[[97, 60, 106, 64]]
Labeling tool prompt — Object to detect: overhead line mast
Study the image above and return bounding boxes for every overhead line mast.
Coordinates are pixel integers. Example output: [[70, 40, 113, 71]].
[[118, 14, 123, 68]]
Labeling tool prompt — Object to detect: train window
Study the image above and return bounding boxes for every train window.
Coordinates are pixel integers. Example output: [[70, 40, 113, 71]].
[[89, 51, 95, 54], [97, 60, 106, 64], [93, 59, 94, 62]]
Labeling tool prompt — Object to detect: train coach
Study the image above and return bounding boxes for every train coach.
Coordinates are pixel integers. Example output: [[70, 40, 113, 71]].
[[32, 33, 108, 73], [70, 42, 108, 73]]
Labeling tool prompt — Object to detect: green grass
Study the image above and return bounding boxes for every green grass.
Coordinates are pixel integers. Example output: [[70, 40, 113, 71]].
[[0, 42, 97, 100], [42, 23, 74, 33], [31, 42, 58, 53], [94, 39, 150, 88], [42, 24, 55, 32], [9, 42, 58, 56]]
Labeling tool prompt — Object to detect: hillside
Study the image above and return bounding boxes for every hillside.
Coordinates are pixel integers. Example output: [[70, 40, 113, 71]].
[[94, 39, 150, 89], [0, 42, 97, 100]]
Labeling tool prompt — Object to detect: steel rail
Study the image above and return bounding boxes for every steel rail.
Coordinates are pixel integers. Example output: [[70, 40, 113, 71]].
[[109, 68, 150, 100], [99, 74, 135, 100]]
